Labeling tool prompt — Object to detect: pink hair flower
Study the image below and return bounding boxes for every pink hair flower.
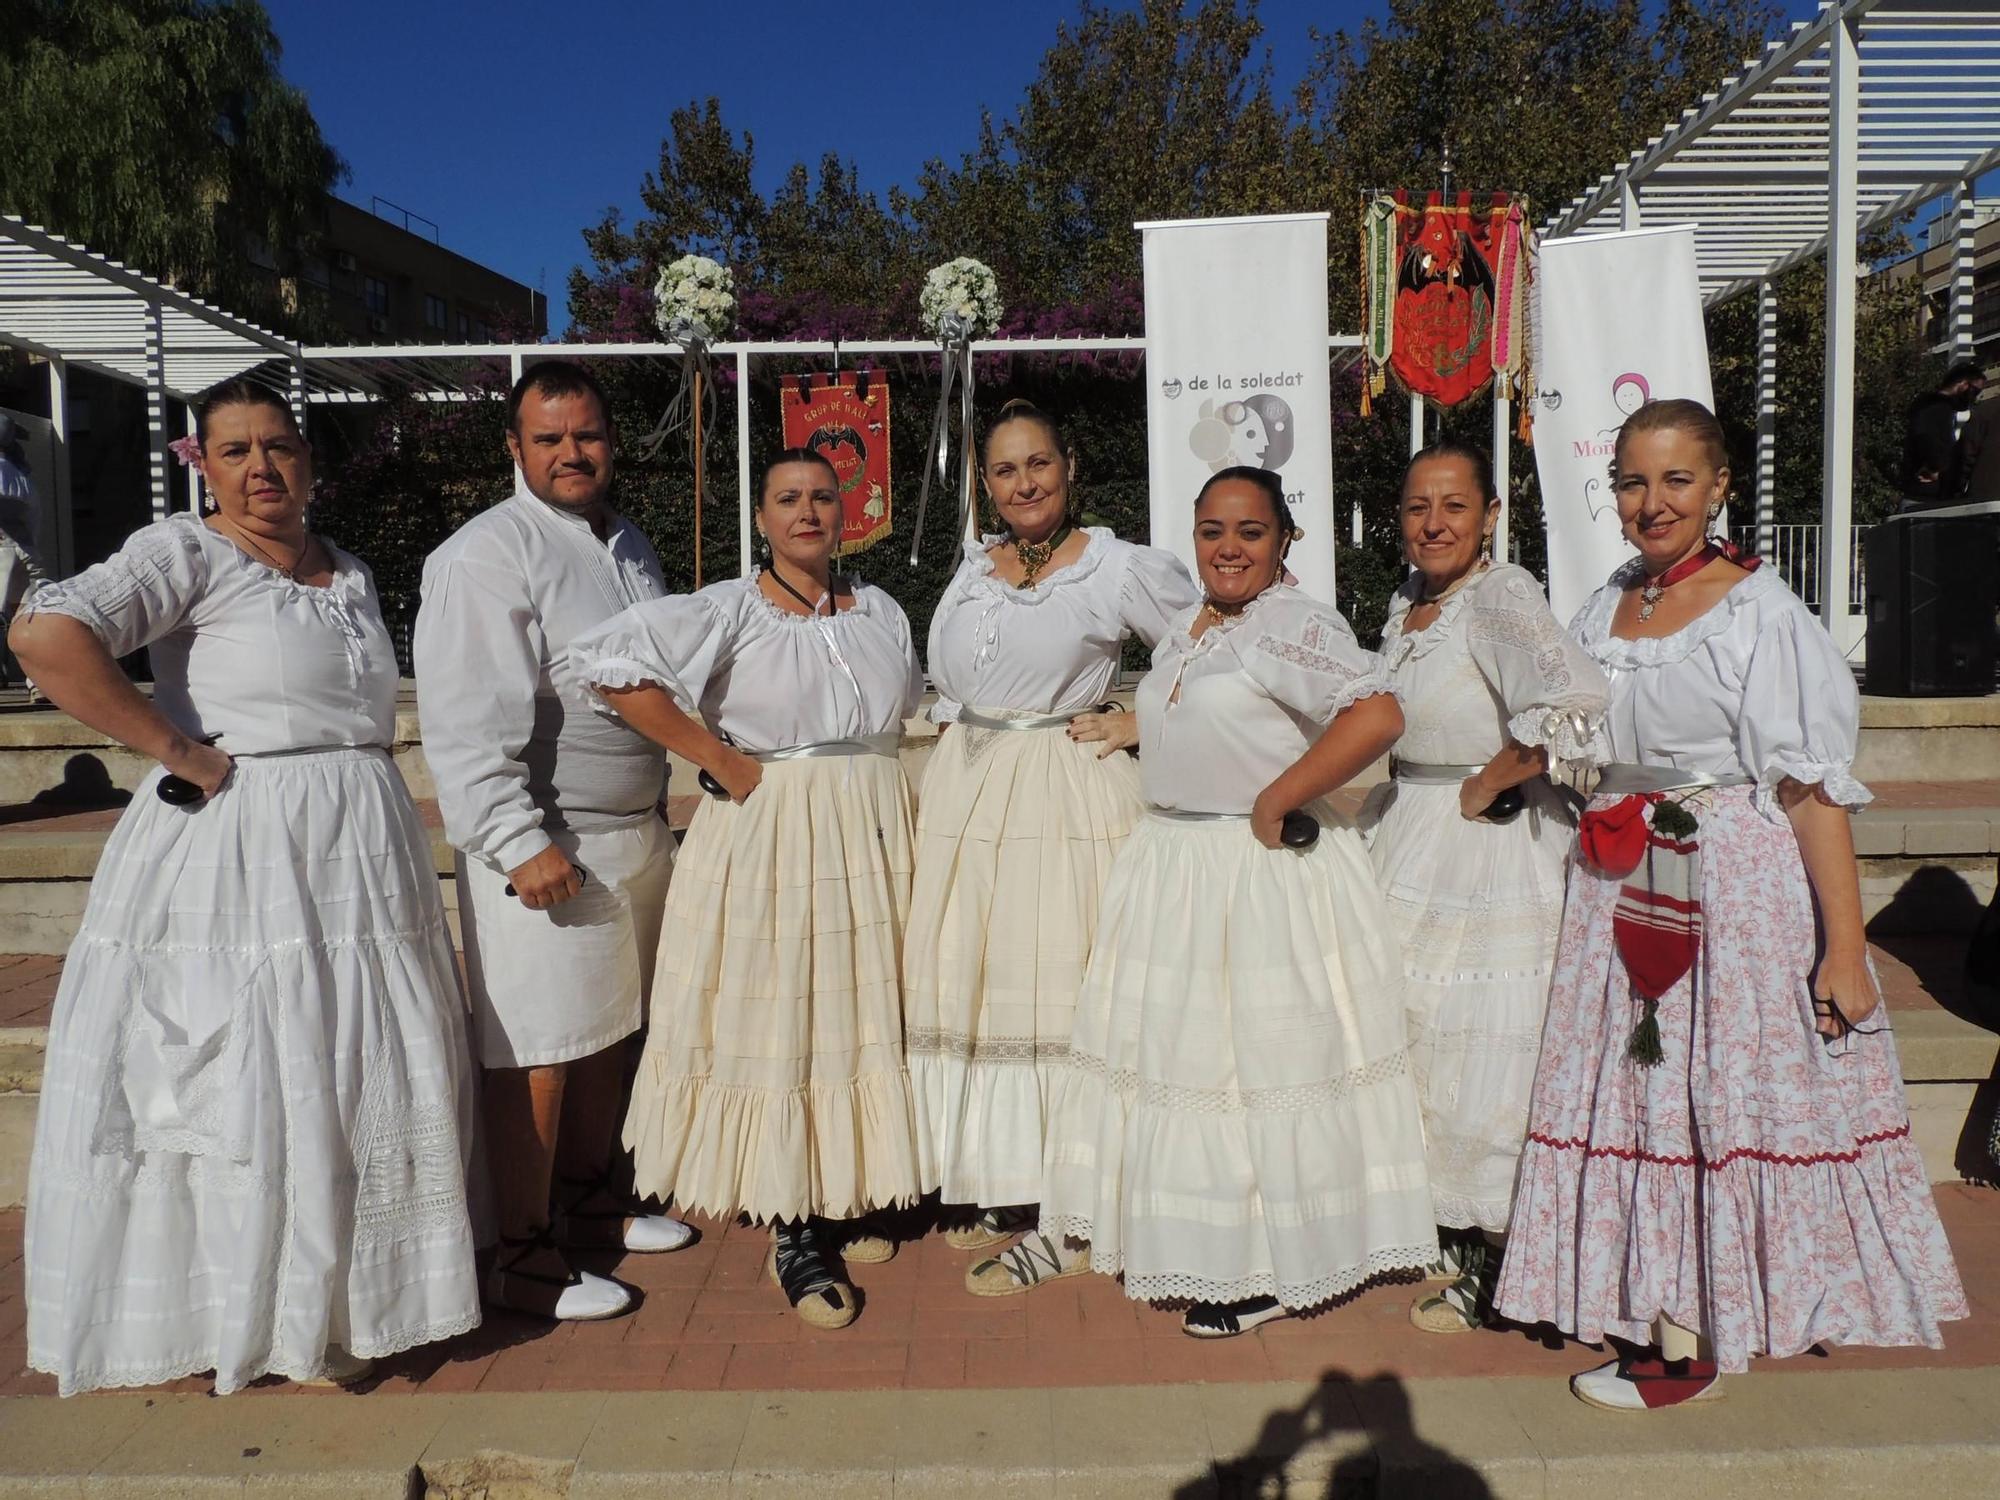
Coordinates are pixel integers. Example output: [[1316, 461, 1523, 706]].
[[167, 436, 203, 467]]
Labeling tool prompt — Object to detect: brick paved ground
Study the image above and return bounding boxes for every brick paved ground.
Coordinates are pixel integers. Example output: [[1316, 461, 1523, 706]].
[[0, 1185, 1992, 1399]]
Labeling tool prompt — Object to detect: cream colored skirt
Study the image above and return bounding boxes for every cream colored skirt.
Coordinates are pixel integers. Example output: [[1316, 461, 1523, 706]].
[[623, 753, 921, 1224], [904, 719, 1143, 1208], [1040, 806, 1438, 1309]]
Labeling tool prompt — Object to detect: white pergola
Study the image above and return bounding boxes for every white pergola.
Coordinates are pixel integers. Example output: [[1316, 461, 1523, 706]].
[[0, 214, 302, 569], [1545, 0, 2000, 649]]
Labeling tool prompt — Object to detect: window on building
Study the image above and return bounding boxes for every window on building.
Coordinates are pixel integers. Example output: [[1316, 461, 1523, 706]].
[[424, 293, 448, 330], [473, 319, 494, 342], [364, 276, 389, 316], [457, 311, 471, 339]]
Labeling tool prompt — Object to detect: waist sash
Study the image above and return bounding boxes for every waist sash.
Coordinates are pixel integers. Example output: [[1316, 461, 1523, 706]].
[[750, 731, 902, 764], [1594, 764, 1752, 796], [1391, 760, 1487, 784], [957, 707, 1078, 733]]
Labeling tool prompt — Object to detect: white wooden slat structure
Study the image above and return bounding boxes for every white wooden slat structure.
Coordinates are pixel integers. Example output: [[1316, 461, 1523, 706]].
[[0, 215, 304, 565], [1546, 0, 2000, 651]]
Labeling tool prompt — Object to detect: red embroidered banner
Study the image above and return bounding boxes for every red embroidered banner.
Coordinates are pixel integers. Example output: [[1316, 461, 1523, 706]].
[[1360, 190, 1532, 415], [779, 372, 893, 555]]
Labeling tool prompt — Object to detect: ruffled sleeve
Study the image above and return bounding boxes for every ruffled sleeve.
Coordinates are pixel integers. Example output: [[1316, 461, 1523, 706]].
[[1464, 567, 1610, 769], [569, 588, 739, 720], [1734, 592, 1871, 822], [1239, 590, 1396, 728], [1115, 544, 1200, 649], [22, 518, 208, 656]]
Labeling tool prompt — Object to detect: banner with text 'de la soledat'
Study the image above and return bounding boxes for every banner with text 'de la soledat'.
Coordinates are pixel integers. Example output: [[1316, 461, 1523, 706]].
[[1140, 212, 1337, 600]]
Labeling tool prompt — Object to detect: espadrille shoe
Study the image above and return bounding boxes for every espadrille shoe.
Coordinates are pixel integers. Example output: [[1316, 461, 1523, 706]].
[[300, 1346, 375, 1387], [1183, 1296, 1290, 1339], [553, 1172, 696, 1254], [943, 1205, 1034, 1252], [1571, 1354, 1724, 1412], [769, 1223, 859, 1330], [965, 1233, 1089, 1297]]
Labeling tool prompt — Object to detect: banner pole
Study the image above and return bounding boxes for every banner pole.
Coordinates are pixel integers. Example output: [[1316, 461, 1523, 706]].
[[1408, 390, 1425, 457], [736, 349, 752, 577], [692, 364, 705, 589], [1492, 385, 1511, 565]]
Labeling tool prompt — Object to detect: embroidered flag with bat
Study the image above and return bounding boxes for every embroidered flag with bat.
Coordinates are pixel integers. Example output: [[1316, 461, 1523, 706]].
[[780, 372, 894, 555]]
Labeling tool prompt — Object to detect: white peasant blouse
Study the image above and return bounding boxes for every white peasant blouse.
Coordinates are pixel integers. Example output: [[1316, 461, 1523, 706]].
[[1138, 585, 1398, 816], [926, 529, 1198, 719], [1568, 562, 1870, 821], [570, 573, 925, 751], [24, 513, 396, 754], [1379, 563, 1608, 769]]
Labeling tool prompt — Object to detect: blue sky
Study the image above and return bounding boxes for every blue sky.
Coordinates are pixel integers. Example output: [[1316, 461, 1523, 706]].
[[262, 1, 1823, 335]]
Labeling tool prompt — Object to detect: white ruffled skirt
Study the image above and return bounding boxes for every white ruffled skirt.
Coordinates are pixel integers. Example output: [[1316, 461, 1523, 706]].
[[623, 753, 922, 1224], [1361, 776, 1575, 1232], [904, 719, 1142, 1208], [1039, 806, 1438, 1308], [26, 749, 480, 1396]]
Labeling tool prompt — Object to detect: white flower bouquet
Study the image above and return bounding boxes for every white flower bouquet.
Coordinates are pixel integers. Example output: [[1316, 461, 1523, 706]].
[[653, 253, 736, 343], [919, 257, 1002, 343]]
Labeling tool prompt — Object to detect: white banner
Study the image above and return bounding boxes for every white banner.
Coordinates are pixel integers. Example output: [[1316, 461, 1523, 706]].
[[1140, 213, 1336, 599], [1532, 225, 1714, 623]]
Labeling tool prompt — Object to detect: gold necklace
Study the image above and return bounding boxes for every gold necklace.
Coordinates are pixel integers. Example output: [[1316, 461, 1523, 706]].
[[1012, 523, 1073, 588]]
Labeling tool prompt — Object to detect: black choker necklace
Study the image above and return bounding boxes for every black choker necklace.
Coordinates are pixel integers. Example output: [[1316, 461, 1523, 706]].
[[765, 563, 837, 617]]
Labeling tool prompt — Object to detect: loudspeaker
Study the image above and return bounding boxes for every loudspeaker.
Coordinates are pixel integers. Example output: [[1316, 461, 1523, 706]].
[[1864, 515, 1999, 696]]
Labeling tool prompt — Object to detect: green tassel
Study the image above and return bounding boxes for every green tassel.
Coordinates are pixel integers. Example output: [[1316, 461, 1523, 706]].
[[1651, 800, 1699, 839], [1627, 997, 1665, 1067]]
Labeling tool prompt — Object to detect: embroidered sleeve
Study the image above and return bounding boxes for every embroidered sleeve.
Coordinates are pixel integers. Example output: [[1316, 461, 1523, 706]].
[[1244, 598, 1397, 727], [1735, 596, 1871, 823], [22, 520, 207, 656], [1465, 570, 1611, 769]]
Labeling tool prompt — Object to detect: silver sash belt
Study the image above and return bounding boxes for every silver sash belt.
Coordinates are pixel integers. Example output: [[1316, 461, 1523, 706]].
[[1149, 808, 1249, 823], [1391, 760, 1487, 784], [1594, 764, 1753, 796], [231, 743, 383, 760], [957, 707, 1078, 733], [750, 731, 902, 764]]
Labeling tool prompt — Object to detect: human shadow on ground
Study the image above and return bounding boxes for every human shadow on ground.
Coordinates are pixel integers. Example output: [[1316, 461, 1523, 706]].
[[0, 753, 131, 824], [1178, 1369, 1494, 1499]]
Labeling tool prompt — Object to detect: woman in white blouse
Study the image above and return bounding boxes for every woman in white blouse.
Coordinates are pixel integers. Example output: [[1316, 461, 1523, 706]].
[[14, 379, 478, 1394], [903, 399, 1197, 1288], [569, 450, 924, 1329], [1361, 443, 1607, 1334], [1038, 466, 1436, 1338], [1494, 399, 1966, 1410]]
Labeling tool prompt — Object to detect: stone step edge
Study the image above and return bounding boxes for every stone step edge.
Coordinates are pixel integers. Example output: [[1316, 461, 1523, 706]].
[[3, 1368, 1998, 1499]]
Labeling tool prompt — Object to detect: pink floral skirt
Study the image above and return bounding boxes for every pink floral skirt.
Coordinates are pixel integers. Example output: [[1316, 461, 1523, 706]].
[[1493, 786, 1967, 1373]]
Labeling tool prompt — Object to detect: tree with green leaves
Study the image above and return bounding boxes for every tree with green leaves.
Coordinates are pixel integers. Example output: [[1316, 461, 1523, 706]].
[[0, 0, 344, 336], [342, 0, 1915, 656]]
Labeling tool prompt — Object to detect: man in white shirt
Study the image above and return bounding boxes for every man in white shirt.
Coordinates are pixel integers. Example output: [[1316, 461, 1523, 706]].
[[415, 361, 690, 1322]]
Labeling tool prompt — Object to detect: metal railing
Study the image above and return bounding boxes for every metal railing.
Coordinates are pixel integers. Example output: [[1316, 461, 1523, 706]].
[[1730, 524, 1869, 611]]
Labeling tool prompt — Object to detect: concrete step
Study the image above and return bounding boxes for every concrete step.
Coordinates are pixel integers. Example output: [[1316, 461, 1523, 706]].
[[4, 1369, 2000, 1497]]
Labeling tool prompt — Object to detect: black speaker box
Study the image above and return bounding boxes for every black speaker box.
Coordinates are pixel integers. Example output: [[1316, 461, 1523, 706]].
[[1863, 515, 1999, 696]]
